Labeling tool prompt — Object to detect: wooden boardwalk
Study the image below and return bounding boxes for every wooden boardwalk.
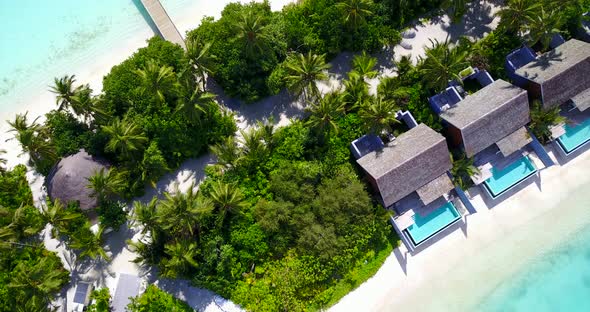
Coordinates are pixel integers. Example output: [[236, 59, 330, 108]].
[[140, 0, 186, 49]]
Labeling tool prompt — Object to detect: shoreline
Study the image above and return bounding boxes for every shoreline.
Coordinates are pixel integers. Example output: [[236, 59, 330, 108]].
[[330, 149, 590, 311], [0, 0, 295, 170]]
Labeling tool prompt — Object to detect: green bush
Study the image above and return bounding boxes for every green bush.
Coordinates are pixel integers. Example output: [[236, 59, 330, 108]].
[[97, 200, 128, 231], [87, 288, 111, 312], [127, 285, 194, 312]]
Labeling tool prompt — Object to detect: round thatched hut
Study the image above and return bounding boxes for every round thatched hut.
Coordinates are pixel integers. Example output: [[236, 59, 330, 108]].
[[46, 150, 110, 210]]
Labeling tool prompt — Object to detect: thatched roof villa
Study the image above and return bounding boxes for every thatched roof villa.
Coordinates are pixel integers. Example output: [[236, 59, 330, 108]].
[[514, 39, 590, 111], [440, 79, 532, 158], [356, 123, 453, 208], [439, 79, 544, 199], [46, 150, 109, 210], [354, 123, 470, 251]]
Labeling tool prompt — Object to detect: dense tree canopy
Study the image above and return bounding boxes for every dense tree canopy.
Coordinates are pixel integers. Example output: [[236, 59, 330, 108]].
[[0, 166, 69, 311]]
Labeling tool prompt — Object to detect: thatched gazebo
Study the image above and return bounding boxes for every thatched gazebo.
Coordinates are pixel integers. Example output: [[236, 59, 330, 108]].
[[46, 150, 110, 210]]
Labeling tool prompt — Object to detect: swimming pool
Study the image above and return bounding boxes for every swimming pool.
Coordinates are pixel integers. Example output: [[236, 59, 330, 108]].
[[557, 118, 590, 154], [483, 155, 537, 198], [405, 201, 461, 246]]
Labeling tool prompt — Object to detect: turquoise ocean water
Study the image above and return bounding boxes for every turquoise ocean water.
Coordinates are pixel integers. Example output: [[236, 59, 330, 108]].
[[0, 0, 198, 113], [480, 224, 590, 312]]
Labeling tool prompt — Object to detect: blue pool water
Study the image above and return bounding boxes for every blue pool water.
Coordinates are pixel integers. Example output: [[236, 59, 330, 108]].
[[406, 201, 460, 245], [484, 156, 537, 197], [558, 118, 590, 154], [480, 225, 590, 312]]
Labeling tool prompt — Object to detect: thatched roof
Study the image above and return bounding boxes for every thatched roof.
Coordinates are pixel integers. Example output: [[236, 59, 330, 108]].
[[416, 173, 454, 205], [515, 39, 590, 110], [440, 79, 530, 157], [46, 150, 109, 210], [357, 124, 452, 208], [572, 87, 590, 111], [496, 127, 532, 157]]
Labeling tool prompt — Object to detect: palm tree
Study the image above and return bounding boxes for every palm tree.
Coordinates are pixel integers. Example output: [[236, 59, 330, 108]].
[[161, 240, 200, 279], [185, 35, 214, 89], [377, 77, 411, 105], [351, 52, 378, 79], [0, 225, 16, 242], [239, 128, 268, 162], [132, 198, 159, 236], [135, 60, 178, 103], [336, 0, 373, 29], [211, 136, 242, 169], [0, 149, 6, 172], [419, 38, 469, 91], [70, 85, 96, 123], [9, 259, 66, 308], [443, 0, 468, 23], [359, 96, 400, 135], [5, 205, 43, 240], [40, 199, 82, 238], [49, 75, 78, 112], [70, 225, 110, 261], [208, 180, 246, 226], [234, 12, 269, 56], [256, 118, 276, 150], [284, 51, 331, 103], [342, 71, 370, 109], [157, 184, 213, 238], [86, 168, 126, 203], [496, 0, 541, 35], [175, 85, 215, 125], [306, 91, 346, 136], [525, 6, 563, 51], [529, 101, 567, 144], [450, 153, 480, 190], [7, 113, 56, 167], [102, 118, 148, 160]]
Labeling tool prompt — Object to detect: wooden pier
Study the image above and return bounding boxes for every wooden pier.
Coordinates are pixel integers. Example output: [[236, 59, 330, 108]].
[[140, 0, 186, 49]]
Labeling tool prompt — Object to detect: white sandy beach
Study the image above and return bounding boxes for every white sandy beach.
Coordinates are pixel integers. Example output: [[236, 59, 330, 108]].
[[15, 1, 587, 312], [330, 144, 590, 312]]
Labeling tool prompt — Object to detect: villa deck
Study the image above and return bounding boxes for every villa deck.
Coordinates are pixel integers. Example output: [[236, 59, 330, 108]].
[[392, 190, 468, 251], [140, 0, 186, 49]]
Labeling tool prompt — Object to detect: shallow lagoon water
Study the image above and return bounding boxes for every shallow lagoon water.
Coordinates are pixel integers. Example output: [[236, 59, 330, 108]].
[[0, 0, 149, 110], [480, 218, 590, 312]]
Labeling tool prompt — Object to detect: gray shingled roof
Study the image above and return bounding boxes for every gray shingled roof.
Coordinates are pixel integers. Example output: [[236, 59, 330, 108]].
[[496, 127, 532, 157], [46, 150, 110, 210], [515, 39, 590, 110], [572, 87, 590, 111], [415, 173, 454, 205], [357, 124, 452, 208], [440, 79, 530, 157]]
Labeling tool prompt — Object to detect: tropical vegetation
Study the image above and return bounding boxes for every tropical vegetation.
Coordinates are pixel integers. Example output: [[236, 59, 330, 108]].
[[0, 165, 69, 311], [528, 101, 568, 144], [127, 285, 194, 312], [3, 0, 590, 310]]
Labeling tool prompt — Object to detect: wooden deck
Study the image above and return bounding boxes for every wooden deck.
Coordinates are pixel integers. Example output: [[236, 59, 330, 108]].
[[140, 0, 186, 49]]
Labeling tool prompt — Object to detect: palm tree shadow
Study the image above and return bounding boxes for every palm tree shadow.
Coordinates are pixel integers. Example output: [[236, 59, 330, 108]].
[[104, 222, 137, 259], [441, 1, 496, 43], [206, 76, 306, 131], [523, 50, 564, 73]]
